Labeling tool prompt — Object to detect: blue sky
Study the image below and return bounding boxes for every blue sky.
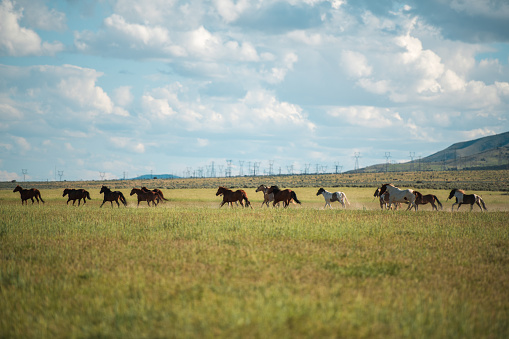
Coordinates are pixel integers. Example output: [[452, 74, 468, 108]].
[[1, 0, 508, 181]]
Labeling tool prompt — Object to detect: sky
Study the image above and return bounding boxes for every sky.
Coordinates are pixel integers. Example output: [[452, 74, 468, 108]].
[[1, 0, 509, 181]]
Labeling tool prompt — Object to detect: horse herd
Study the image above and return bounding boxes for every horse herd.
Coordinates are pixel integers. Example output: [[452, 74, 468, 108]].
[[11, 183, 488, 212]]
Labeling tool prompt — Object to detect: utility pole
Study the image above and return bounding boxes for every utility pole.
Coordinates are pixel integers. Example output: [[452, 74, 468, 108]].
[[268, 160, 274, 176], [226, 160, 232, 177], [253, 162, 260, 176]]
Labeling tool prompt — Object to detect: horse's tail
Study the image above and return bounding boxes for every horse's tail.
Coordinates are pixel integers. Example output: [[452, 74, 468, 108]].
[[37, 191, 45, 204], [85, 191, 91, 200], [119, 192, 127, 206], [435, 195, 443, 210], [242, 192, 252, 208], [291, 191, 301, 205], [479, 196, 487, 211], [343, 193, 350, 206]]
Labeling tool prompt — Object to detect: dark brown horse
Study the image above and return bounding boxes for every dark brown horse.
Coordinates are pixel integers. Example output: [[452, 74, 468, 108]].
[[100, 186, 127, 207], [447, 189, 487, 212], [267, 186, 301, 208], [141, 187, 169, 204], [13, 185, 44, 205], [216, 186, 251, 208], [413, 191, 442, 211], [130, 187, 159, 207], [63, 188, 91, 206]]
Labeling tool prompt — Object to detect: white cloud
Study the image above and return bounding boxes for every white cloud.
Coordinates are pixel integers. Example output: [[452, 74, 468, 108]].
[[0, 0, 64, 56], [327, 106, 399, 128], [12, 136, 30, 152], [114, 86, 133, 107], [17, 0, 67, 31], [0, 170, 18, 181]]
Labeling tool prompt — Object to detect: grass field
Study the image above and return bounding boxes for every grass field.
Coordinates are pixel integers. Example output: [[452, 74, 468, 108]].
[[1, 179, 509, 338]]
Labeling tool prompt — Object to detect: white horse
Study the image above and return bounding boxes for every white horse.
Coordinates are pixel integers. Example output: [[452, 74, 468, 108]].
[[379, 184, 416, 211], [316, 188, 350, 209], [447, 189, 487, 212]]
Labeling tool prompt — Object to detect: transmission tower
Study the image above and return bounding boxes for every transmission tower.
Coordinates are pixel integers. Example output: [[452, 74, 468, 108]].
[[268, 160, 274, 176], [99, 172, 105, 180], [253, 162, 261, 176], [22, 169, 27, 182], [58, 170, 64, 181], [384, 152, 391, 173], [334, 162, 342, 174], [226, 160, 232, 177], [409, 152, 415, 172], [287, 164, 294, 175], [354, 152, 361, 172], [238, 161, 244, 176], [304, 163, 311, 175]]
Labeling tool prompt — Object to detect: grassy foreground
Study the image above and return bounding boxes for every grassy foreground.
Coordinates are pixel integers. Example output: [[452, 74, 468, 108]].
[[1, 188, 509, 338]]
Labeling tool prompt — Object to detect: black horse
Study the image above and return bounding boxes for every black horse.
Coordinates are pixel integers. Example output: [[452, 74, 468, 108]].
[[100, 186, 127, 207]]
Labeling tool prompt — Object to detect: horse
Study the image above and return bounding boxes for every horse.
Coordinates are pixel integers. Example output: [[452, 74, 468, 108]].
[[141, 187, 169, 204], [13, 185, 44, 205], [413, 191, 442, 211], [316, 188, 349, 209], [255, 185, 275, 207], [130, 188, 159, 207], [378, 183, 416, 211], [216, 186, 251, 208], [373, 187, 400, 210], [100, 186, 127, 207], [267, 186, 301, 208], [63, 188, 91, 206], [447, 189, 487, 212]]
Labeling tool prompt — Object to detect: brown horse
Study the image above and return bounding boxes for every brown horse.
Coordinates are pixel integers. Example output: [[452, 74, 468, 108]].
[[413, 191, 442, 211], [130, 188, 159, 207], [267, 186, 301, 208], [63, 188, 91, 206], [216, 186, 251, 208], [100, 186, 127, 207], [141, 187, 169, 204], [447, 189, 487, 212], [13, 185, 44, 205]]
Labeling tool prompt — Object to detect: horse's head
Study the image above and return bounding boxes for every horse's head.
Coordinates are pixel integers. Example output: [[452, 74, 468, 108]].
[[414, 191, 423, 202], [130, 188, 137, 196], [216, 187, 225, 196], [255, 185, 265, 193], [63, 189, 70, 197], [373, 188, 381, 197], [447, 189, 457, 201], [100, 186, 107, 194], [316, 188, 325, 196], [13, 185, 21, 193]]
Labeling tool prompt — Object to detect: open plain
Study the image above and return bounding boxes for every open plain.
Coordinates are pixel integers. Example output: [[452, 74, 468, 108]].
[[1, 171, 508, 338]]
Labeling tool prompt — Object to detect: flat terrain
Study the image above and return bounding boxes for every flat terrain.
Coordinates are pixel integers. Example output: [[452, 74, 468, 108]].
[[1, 172, 509, 338]]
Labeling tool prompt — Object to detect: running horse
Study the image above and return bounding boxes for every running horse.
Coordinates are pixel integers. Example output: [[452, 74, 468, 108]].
[[413, 191, 442, 211], [141, 187, 169, 204], [63, 188, 91, 206], [13, 185, 45, 205], [130, 188, 159, 207], [100, 186, 127, 207], [447, 189, 487, 212], [255, 184, 275, 207], [378, 183, 417, 211], [267, 186, 301, 208], [373, 187, 399, 210], [316, 188, 349, 209], [216, 186, 251, 208]]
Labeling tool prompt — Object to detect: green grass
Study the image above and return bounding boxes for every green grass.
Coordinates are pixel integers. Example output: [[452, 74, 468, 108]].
[[1, 187, 509, 338]]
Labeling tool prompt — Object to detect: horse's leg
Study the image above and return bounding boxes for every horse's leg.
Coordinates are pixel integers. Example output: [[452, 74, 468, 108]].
[[100, 200, 106, 208]]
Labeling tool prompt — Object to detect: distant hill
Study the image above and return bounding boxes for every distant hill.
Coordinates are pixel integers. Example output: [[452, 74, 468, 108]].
[[422, 131, 509, 163], [131, 174, 180, 180], [355, 131, 509, 173]]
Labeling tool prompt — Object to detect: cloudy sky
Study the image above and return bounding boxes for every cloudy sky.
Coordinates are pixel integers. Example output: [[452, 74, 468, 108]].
[[1, 0, 508, 181]]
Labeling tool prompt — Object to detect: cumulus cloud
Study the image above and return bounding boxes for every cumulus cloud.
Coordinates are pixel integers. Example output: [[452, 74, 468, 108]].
[[0, 0, 64, 56]]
